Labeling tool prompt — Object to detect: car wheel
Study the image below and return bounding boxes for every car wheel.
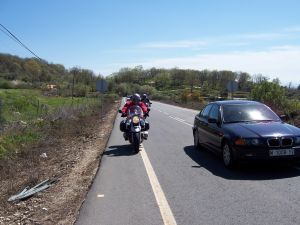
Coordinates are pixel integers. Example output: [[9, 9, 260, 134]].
[[222, 143, 236, 168], [193, 130, 200, 150]]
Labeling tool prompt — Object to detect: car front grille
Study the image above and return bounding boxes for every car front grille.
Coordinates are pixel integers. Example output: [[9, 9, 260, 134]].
[[282, 137, 293, 147], [267, 137, 293, 147], [268, 138, 280, 147]]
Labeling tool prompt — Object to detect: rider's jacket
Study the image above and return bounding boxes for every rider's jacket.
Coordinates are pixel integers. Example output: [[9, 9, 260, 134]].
[[121, 101, 148, 114]]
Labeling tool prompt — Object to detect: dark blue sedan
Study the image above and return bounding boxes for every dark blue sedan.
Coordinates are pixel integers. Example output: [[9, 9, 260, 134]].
[[193, 100, 300, 168]]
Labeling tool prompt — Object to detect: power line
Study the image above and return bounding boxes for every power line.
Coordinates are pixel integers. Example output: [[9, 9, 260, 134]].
[[0, 26, 20, 46], [0, 23, 42, 61]]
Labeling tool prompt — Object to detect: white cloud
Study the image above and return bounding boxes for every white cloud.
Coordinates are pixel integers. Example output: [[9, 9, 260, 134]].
[[99, 26, 300, 85], [138, 40, 207, 49], [135, 26, 300, 51], [284, 26, 300, 32], [102, 46, 300, 85], [236, 32, 287, 40], [155, 49, 300, 84]]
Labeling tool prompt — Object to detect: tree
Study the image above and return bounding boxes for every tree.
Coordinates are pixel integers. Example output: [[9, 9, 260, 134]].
[[154, 71, 171, 90], [186, 70, 198, 93], [236, 72, 251, 91], [170, 68, 185, 88], [251, 80, 286, 110], [23, 59, 42, 83], [252, 74, 268, 84]]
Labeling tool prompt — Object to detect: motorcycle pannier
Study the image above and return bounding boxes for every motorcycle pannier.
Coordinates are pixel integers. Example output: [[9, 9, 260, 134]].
[[120, 121, 127, 132], [144, 121, 150, 131]]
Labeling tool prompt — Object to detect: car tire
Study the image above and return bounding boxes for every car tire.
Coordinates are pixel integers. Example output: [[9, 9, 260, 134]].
[[222, 143, 236, 168], [193, 130, 201, 150]]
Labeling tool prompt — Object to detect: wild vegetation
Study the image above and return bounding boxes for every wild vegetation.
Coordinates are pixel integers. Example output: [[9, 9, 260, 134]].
[[107, 66, 300, 125], [0, 53, 119, 158], [0, 53, 102, 96], [0, 89, 115, 158]]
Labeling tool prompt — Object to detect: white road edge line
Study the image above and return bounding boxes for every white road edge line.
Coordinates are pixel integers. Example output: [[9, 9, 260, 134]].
[[173, 117, 185, 122], [168, 116, 193, 127], [140, 145, 177, 225], [153, 101, 199, 113]]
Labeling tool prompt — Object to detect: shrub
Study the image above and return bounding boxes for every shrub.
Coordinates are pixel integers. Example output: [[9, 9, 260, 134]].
[[181, 90, 189, 103], [191, 92, 200, 101], [0, 78, 13, 89], [251, 80, 286, 109]]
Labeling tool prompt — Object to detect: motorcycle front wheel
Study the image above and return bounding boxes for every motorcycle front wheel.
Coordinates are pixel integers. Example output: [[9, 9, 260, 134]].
[[132, 132, 140, 153]]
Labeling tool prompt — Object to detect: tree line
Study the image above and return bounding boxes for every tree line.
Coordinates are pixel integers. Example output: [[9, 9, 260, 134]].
[[107, 66, 300, 118], [107, 65, 279, 96], [0, 53, 102, 96], [1, 53, 300, 116]]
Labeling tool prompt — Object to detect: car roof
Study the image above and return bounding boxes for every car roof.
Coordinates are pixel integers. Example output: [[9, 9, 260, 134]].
[[212, 100, 263, 106]]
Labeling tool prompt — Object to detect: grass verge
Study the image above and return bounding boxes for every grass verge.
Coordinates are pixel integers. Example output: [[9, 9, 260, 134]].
[[0, 89, 117, 158]]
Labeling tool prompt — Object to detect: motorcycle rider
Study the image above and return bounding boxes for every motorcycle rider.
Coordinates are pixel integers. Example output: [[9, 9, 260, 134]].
[[120, 93, 150, 140], [141, 93, 152, 108], [121, 93, 148, 116]]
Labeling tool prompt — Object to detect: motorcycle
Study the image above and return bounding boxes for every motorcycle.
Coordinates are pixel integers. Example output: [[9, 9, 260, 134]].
[[145, 101, 152, 108], [142, 98, 152, 108], [119, 105, 149, 153]]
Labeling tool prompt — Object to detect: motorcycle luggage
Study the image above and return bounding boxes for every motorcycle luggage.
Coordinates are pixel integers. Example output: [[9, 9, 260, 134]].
[[120, 121, 127, 132], [143, 121, 150, 131]]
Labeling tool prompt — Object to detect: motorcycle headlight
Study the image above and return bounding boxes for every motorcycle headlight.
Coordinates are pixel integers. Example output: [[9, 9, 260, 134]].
[[132, 116, 140, 124]]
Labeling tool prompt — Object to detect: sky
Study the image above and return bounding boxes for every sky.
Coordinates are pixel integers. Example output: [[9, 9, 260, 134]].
[[1, 0, 300, 85]]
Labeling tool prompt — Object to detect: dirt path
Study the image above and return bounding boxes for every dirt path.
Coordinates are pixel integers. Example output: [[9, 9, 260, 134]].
[[0, 102, 120, 225]]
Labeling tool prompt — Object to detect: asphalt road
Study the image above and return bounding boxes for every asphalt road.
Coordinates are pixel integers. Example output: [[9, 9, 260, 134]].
[[76, 101, 300, 225]]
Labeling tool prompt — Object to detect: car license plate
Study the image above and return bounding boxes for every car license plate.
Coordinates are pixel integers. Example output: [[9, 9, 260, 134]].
[[269, 149, 294, 156]]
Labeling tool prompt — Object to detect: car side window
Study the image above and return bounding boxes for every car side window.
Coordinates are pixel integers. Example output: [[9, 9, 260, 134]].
[[200, 104, 213, 118], [209, 104, 219, 121]]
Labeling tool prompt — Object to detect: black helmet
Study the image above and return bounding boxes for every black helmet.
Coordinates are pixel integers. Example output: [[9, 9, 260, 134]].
[[141, 93, 147, 100], [131, 93, 141, 104]]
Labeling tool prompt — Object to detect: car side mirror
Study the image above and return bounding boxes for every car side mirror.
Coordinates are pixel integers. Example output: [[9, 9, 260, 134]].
[[208, 118, 217, 123], [280, 115, 287, 121]]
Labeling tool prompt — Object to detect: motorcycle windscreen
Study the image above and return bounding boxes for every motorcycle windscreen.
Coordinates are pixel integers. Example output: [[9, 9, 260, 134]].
[[128, 105, 143, 117]]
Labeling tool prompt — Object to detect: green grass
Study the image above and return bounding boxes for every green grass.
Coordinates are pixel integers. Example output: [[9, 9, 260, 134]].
[[0, 89, 99, 123], [0, 129, 42, 157], [0, 89, 40, 122], [0, 88, 103, 158]]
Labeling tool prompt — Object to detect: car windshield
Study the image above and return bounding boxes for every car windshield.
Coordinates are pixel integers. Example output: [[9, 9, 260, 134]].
[[222, 104, 280, 123], [128, 105, 143, 117]]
